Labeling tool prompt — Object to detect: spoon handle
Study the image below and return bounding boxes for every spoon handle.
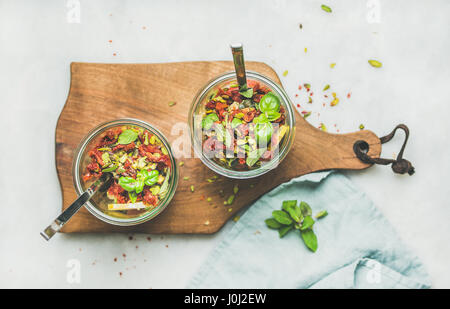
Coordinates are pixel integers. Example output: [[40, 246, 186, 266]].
[[230, 43, 248, 90], [40, 174, 112, 241]]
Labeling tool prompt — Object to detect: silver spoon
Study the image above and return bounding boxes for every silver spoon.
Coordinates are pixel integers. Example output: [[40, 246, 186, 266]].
[[40, 173, 113, 241], [230, 43, 248, 90]]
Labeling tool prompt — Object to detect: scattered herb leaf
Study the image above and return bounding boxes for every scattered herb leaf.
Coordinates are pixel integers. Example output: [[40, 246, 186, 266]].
[[315, 210, 328, 219], [321, 4, 332, 13]]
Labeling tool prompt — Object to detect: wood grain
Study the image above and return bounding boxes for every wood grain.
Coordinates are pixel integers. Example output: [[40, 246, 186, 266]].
[[56, 61, 381, 234]]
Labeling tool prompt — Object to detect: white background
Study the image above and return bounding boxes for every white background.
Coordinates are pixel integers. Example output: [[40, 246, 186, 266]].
[[1, 0, 449, 288]]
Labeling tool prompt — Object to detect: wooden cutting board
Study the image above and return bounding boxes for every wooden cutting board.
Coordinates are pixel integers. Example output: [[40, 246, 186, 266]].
[[56, 61, 381, 234]]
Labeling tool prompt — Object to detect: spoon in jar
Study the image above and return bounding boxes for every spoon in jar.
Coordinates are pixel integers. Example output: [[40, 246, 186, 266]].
[[230, 43, 248, 90], [40, 173, 113, 241]]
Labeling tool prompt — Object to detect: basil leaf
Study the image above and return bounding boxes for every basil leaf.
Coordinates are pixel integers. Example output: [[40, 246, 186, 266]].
[[231, 117, 243, 129], [254, 122, 273, 145], [300, 216, 315, 230], [253, 113, 268, 124], [265, 111, 281, 122], [246, 148, 266, 167], [282, 200, 302, 223], [301, 229, 318, 252], [202, 113, 219, 130], [265, 218, 282, 229], [278, 225, 293, 238], [138, 169, 149, 180], [315, 210, 328, 219], [135, 180, 145, 194], [259, 92, 280, 113], [118, 129, 138, 145], [272, 210, 293, 225], [129, 191, 137, 203], [239, 87, 254, 98], [300, 201, 312, 217], [144, 170, 159, 186], [118, 176, 137, 192]]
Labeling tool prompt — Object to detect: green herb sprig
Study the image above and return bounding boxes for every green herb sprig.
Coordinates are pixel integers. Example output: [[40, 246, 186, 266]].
[[265, 200, 328, 252]]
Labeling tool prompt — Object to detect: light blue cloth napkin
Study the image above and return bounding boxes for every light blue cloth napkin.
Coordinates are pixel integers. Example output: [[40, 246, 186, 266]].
[[187, 172, 430, 289]]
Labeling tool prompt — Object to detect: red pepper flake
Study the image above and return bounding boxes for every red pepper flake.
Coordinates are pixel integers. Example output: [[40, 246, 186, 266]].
[[324, 95, 328, 98], [297, 104, 300, 108], [128, 236, 133, 241], [136, 245, 139, 249], [301, 110, 308, 114], [298, 85, 302, 90], [295, 94, 299, 97], [310, 92, 314, 96], [113, 53, 117, 56], [323, 103, 325, 107], [347, 92, 351, 98], [122, 253, 126, 258], [119, 272, 123, 277], [200, 195, 205, 201], [147, 237, 152, 241], [165, 245, 169, 248], [108, 40, 112, 43]]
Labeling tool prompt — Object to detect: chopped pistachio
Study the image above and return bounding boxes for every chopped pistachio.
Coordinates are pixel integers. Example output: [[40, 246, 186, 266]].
[[320, 123, 327, 131], [304, 47, 307, 53], [303, 111, 311, 119], [315, 210, 328, 219], [168, 101, 176, 107], [190, 185, 195, 192], [359, 124, 365, 130], [207, 197, 212, 202], [183, 176, 190, 181], [233, 185, 239, 194], [323, 84, 330, 91], [179, 161, 184, 167], [283, 70, 288, 77], [304, 83, 311, 89], [330, 98, 339, 106], [368, 59, 382, 68], [228, 208, 233, 212], [233, 215, 240, 222], [227, 195, 235, 205], [330, 63, 336, 69], [308, 97, 313, 104]]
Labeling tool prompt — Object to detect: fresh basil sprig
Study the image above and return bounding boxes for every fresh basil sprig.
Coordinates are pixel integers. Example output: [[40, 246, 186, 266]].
[[118, 129, 138, 145], [259, 92, 280, 113], [118, 169, 160, 194], [265, 200, 328, 253]]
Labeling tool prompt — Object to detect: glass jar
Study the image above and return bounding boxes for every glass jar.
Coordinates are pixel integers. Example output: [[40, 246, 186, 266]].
[[189, 71, 296, 179], [72, 118, 178, 226]]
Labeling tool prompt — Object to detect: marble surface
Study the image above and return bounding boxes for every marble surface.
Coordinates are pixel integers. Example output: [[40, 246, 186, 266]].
[[1, 0, 449, 288]]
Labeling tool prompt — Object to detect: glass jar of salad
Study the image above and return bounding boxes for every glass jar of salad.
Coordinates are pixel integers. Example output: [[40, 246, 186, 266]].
[[72, 118, 178, 226], [189, 71, 296, 179]]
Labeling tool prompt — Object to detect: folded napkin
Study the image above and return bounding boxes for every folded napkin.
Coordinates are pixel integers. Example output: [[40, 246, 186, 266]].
[[187, 172, 430, 289]]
